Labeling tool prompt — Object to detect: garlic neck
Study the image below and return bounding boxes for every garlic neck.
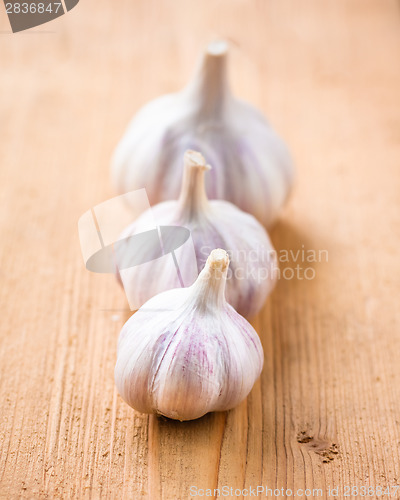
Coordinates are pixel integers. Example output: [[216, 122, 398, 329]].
[[176, 150, 211, 220], [190, 249, 229, 311], [185, 40, 231, 118]]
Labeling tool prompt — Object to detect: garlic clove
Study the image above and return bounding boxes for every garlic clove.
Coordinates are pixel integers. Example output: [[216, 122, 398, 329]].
[[116, 150, 278, 318], [111, 40, 294, 228], [115, 249, 264, 421]]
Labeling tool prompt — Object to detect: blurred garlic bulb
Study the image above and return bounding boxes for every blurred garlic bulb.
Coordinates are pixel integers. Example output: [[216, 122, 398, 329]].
[[112, 40, 294, 227], [115, 150, 278, 318], [115, 249, 264, 421]]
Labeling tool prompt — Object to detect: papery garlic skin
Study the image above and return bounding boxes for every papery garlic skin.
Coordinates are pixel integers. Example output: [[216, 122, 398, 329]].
[[111, 40, 294, 228], [115, 249, 264, 421], [115, 150, 278, 318]]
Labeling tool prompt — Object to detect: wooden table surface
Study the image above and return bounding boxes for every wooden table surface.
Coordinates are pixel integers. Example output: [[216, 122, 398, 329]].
[[1, 0, 400, 498]]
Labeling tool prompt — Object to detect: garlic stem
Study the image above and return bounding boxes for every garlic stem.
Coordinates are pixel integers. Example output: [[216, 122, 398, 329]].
[[177, 150, 211, 219], [190, 248, 229, 311], [186, 40, 231, 117]]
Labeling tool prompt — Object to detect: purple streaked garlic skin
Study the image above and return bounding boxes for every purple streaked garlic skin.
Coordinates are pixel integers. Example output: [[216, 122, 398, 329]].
[[111, 40, 294, 228], [115, 150, 278, 318], [114, 249, 264, 421]]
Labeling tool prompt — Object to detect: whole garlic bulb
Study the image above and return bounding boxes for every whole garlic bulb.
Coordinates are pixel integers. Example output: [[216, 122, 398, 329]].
[[112, 40, 294, 228], [115, 249, 264, 421], [115, 150, 278, 318]]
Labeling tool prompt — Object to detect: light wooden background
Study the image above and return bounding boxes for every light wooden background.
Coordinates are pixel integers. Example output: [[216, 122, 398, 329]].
[[1, 0, 400, 498]]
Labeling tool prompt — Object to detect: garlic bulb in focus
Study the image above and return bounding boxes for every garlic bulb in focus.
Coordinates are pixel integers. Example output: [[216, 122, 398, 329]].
[[115, 150, 278, 318], [115, 249, 264, 421], [111, 40, 294, 228]]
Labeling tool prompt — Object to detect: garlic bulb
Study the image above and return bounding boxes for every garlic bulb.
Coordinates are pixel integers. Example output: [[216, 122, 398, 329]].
[[111, 40, 294, 228], [115, 249, 264, 421], [115, 150, 278, 318]]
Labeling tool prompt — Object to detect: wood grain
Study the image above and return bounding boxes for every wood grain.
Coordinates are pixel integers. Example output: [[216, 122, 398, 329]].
[[1, 0, 400, 498]]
